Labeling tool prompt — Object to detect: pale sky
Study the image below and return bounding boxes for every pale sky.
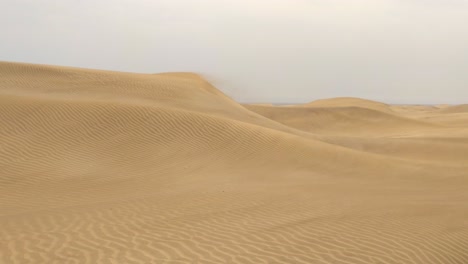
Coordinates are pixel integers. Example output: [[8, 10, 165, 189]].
[[1, 0, 467, 104]]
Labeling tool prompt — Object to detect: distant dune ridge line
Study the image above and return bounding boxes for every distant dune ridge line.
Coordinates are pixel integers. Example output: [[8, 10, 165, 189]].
[[1, 61, 468, 264]]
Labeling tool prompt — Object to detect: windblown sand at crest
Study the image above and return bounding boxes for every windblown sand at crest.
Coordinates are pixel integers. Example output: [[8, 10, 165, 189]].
[[1, 61, 468, 263]]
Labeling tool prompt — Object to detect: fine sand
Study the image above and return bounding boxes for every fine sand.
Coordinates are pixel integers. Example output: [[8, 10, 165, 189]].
[[1, 61, 468, 264]]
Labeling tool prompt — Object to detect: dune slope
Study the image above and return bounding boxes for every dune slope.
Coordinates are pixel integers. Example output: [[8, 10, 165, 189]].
[[1, 61, 468, 264]]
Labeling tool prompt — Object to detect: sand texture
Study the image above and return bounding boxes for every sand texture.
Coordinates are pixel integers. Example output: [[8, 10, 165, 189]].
[[1, 61, 468, 264]]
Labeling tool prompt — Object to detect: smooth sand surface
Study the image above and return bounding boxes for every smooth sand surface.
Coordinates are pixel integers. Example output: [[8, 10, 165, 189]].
[[1, 61, 468, 263]]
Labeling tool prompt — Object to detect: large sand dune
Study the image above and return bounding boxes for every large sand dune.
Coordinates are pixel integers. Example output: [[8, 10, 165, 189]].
[[1, 61, 468, 263]]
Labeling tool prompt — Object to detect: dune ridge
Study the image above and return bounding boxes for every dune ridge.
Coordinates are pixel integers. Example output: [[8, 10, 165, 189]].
[[1, 61, 468, 263]]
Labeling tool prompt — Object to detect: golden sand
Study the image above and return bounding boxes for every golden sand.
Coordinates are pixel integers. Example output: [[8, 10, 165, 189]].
[[1, 61, 468, 263]]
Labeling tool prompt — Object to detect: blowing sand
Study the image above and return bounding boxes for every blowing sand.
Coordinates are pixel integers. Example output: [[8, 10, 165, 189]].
[[1, 61, 468, 263]]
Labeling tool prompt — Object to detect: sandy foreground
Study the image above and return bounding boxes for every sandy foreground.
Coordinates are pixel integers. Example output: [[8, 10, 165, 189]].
[[1, 61, 468, 264]]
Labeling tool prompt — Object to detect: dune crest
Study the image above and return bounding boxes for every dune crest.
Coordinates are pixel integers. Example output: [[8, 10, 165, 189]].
[[1, 61, 468, 263]]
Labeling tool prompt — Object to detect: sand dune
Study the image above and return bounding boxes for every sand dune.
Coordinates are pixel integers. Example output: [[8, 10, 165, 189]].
[[390, 104, 468, 128], [1, 61, 468, 263], [244, 104, 437, 136], [305, 97, 394, 113], [439, 104, 468, 114]]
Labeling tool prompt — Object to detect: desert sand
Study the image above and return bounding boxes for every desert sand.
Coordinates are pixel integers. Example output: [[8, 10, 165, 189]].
[[1, 61, 468, 263]]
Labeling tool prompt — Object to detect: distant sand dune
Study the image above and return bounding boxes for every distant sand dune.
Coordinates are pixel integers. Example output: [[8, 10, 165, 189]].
[[305, 97, 394, 113], [439, 104, 468, 114], [244, 104, 438, 136], [1, 61, 468, 263]]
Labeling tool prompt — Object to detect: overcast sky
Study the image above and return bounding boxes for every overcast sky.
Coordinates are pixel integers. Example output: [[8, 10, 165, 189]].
[[1, 0, 467, 104]]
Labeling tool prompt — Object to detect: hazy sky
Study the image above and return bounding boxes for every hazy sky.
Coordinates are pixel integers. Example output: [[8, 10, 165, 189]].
[[1, 0, 467, 103]]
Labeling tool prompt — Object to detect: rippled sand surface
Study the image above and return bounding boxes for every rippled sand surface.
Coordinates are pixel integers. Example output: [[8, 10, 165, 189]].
[[1, 61, 468, 263]]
